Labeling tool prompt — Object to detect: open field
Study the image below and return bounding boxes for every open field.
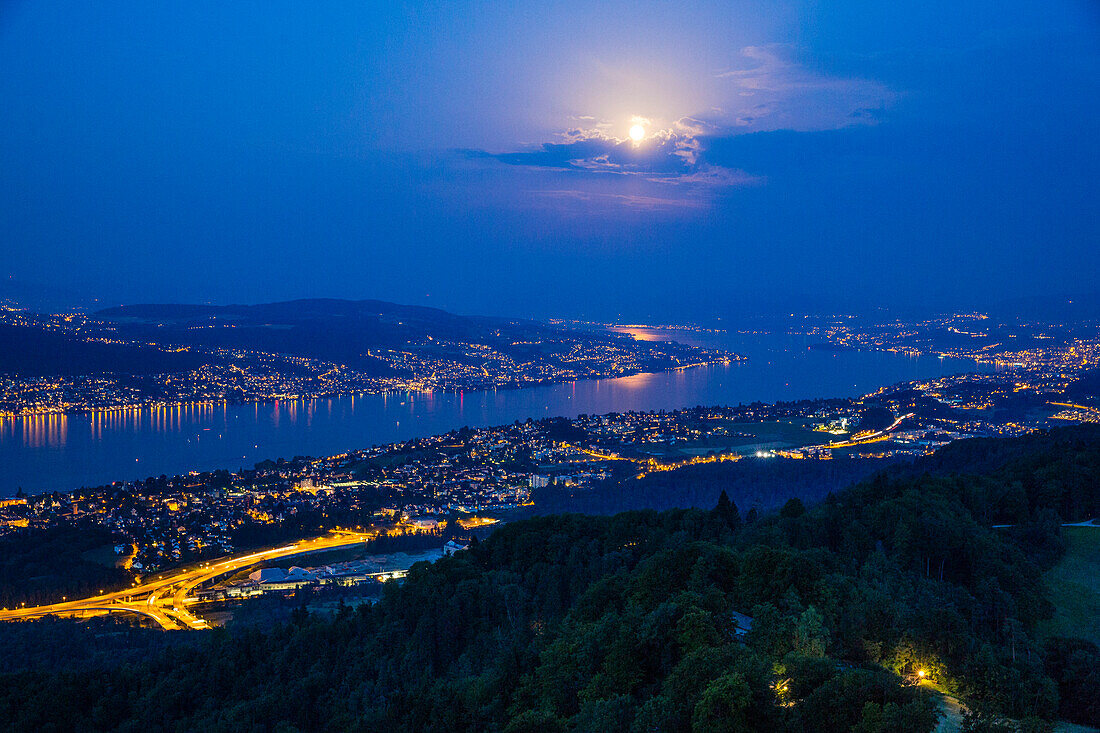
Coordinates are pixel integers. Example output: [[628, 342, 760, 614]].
[[80, 543, 122, 569], [649, 419, 836, 458], [724, 419, 836, 447], [1039, 526, 1100, 645]]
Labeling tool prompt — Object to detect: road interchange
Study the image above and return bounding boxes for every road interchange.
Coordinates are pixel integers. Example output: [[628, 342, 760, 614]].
[[0, 530, 375, 630]]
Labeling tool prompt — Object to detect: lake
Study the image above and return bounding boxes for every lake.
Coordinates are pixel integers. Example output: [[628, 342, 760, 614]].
[[0, 330, 994, 495]]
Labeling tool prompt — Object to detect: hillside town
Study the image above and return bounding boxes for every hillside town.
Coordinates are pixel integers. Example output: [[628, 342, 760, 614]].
[[3, 325, 1098, 575], [0, 306, 738, 416]]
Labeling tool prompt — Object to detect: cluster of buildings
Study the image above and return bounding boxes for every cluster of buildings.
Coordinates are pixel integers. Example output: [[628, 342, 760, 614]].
[[367, 336, 729, 391], [1049, 402, 1100, 424], [199, 545, 468, 602], [0, 309, 736, 416], [801, 311, 1100, 375], [2, 311, 1099, 574], [0, 417, 585, 571]]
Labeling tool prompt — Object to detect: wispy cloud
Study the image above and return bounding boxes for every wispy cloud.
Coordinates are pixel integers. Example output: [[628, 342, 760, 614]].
[[461, 45, 891, 208], [480, 120, 755, 186], [713, 44, 895, 131], [536, 189, 707, 211]]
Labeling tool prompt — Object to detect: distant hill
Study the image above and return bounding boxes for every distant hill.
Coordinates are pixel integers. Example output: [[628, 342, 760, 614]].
[[96, 298, 479, 332], [97, 297, 492, 338], [0, 298, 516, 379], [0, 324, 205, 377], [92, 298, 543, 370], [1, 299, 734, 405]]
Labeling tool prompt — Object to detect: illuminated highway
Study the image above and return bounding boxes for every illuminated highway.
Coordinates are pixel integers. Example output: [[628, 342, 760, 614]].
[[561, 413, 914, 474], [560, 442, 742, 479], [0, 530, 376, 630], [822, 412, 915, 449], [1, 414, 917, 631]]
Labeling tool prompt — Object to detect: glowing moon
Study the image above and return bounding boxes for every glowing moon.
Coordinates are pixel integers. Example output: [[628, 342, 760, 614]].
[[629, 124, 645, 142]]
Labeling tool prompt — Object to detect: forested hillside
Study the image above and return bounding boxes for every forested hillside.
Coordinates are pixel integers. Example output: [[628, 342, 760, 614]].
[[533, 455, 900, 516], [0, 324, 205, 377], [0, 525, 131, 608], [1, 427, 1099, 731]]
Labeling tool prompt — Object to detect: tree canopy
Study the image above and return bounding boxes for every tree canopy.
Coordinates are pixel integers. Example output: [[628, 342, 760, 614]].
[[2, 426, 1100, 730]]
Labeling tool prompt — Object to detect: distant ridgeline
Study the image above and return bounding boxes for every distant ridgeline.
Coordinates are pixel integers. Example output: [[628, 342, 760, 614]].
[[0, 299, 738, 414], [91, 298, 732, 376], [1, 426, 1099, 731], [93, 298, 490, 370], [0, 324, 207, 377]]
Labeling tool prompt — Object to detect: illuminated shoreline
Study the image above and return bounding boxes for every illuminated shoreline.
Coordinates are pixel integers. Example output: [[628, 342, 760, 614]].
[[0, 356, 741, 419]]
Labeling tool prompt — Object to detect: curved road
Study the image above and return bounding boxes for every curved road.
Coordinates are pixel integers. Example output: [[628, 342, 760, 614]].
[[0, 530, 376, 630]]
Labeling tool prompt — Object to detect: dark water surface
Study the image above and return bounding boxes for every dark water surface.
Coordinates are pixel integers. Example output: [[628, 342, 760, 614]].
[[0, 331, 993, 495]]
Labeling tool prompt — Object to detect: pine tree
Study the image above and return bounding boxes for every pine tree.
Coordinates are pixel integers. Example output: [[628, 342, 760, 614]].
[[715, 489, 741, 530]]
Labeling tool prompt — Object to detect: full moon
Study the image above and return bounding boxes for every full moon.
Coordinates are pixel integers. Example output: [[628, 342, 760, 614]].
[[629, 124, 645, 142]]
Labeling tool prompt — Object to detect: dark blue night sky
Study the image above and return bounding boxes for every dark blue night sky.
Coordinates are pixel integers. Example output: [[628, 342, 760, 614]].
[[2, 1, 1098, 320]]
